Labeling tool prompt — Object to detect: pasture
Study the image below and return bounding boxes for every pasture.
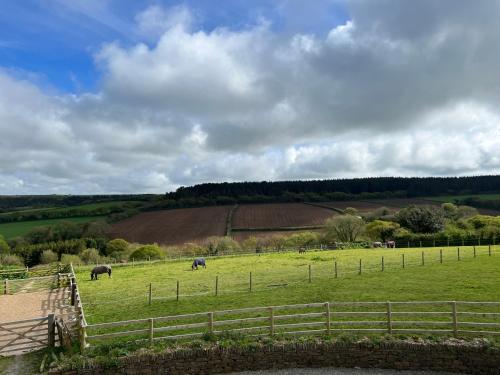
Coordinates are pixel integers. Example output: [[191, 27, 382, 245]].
[[0, 216, 106, 239], [75, 245, 500, 326]]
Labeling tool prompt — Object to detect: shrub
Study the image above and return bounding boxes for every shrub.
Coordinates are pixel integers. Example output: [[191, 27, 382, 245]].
[[80, 248, 100, 264], [0, 234, 10, 254], [130, 244, 162, 261], [40, 250, 58, 264], [60, 254, 83, 266], [0, 254, 24, 266], [106, 239, 129, 257], [324, 215, 365, 242]]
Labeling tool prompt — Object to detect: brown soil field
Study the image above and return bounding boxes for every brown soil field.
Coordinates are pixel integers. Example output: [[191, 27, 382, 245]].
[[316, 201, 396, 213], [232, 203, 336, 229], [231, 230, 322, 242], [109, 206, 230, 245]]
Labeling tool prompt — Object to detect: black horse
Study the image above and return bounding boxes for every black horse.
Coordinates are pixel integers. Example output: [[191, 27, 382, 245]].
[[192, 258, 206, 270], [91, 265, 112, 280]]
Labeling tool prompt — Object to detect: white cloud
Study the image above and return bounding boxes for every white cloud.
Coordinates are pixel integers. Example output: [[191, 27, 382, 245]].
[[1, 1, 500, 194]]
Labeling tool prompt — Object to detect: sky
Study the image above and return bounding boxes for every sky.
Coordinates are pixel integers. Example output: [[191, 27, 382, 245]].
[[1, 0, 500, 194]]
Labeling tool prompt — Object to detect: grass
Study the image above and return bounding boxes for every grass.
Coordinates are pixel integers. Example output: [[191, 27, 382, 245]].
[[0, 216, 106, 239], [0, 200, 140, 217], [76, 245, 500, 325], [425, 194, 500, 202]]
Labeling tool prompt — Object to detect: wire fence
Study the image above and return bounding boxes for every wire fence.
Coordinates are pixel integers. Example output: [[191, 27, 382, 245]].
[[79, 245, 497, 317]]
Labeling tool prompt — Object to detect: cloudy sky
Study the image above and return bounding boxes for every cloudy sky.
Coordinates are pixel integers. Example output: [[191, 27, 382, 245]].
[[1, 0, 500, 194]]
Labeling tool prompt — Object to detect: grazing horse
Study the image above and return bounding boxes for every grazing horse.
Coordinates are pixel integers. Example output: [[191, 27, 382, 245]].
[[372, 241, 383, 248], [192, 258, 206, 270], [298, 247, 306, 254], [91, 265, 112, 280], [386, 240, 396, 248]]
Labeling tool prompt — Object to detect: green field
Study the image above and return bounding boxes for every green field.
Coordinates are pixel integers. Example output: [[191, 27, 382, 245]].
[[426, 194, 500, 202], [0, 200, 140, 217], [0, 216, 106, 239], [76, 246, 500, 326]]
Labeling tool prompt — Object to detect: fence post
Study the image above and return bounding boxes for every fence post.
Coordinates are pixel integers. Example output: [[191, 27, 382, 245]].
[[447, 238, 450, 247], [249, 272, 252, 292], [149, 318, 154, 345], [215, 276, 219, 296], [148, 283, 152, 305], [269, 307, 274, 335], [325, 302, 331, 335], [421, 251, 424, 266], [402, 254, 405, 269], [478, 237, 481, 246], [451, 301, 458, 337], [420, 241, 422, 248], [57, 273, 61, 288], [78, 308, 86, 353], [71, 279, 76, 306], [334, 261, 338, 278], [208, 312, 214, 333], [48, 314, 55, 348], [457, 247, 460, 261], [381, 256, 384, 272], [3, 279, 8, 295], [359, 259, 362, 275], [386, 301, 392, 334], [489, 245, 492, 256], [473, 246, 476, 258], [176, 280, 179, 301], [308, 265, 312, 283], [440, 249, 443, 264]]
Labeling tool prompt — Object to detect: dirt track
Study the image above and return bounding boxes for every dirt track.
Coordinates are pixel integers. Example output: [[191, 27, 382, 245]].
[[0, 288, 70, 323]]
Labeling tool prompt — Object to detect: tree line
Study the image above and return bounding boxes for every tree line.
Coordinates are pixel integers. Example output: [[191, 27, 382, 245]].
[[168, 176, 500, 201]]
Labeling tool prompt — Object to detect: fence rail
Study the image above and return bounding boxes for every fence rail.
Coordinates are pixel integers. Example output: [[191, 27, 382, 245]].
[[83, 300, 500, 349], [0, 315, 58, 356], [2, 273, 72, 295]]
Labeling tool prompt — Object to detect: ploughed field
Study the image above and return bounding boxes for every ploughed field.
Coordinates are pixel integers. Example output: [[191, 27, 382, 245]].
[[108, 206, 231, 245], [76, 245, 500, 331], [232, 203, 336, 229]]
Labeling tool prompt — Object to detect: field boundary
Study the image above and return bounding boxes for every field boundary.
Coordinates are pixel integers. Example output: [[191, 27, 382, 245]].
[[83, 300, 500, 349]]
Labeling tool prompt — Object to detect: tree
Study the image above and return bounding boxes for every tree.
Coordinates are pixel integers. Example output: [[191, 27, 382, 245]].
[[396, 205, 444, 233], [130, 244, 163, 260], [106, 239, 130, 257], [80, 248, 100, 264], [0, 234, 10, 254], [365, 220, 400, 241], [324, 216, 365, 242], [441, 203, 458, 219], [344, 207, 359, 216]]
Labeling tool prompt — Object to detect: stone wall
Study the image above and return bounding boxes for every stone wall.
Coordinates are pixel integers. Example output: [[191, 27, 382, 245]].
[[50, 341, 500, 375]]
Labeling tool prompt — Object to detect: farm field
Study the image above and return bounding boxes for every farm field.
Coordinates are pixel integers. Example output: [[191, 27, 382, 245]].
[[232, 203, 336, 229], [0, 216, 106, 239], [0, 200, 140, 217], [231, 229, 322, 242], [108, 206, 231, 245], [425, 194, 500, 202], [314, 201, 396, 213], [365, 198, 441, 208], [75, 245, 500, 325]]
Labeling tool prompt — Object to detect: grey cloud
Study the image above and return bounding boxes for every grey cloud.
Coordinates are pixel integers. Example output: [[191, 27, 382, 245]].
[[2, 1, 500, 193]]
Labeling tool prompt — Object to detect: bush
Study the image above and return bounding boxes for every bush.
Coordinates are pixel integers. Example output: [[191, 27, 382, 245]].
[[0, 254, 24, 266], [80, 248, 100, 264], [40, 250, 58, 264], [106, 239, 129, 257], [0, 234, 10, 254], [60, 254, 83, 266], [130, 244, 162, 261]]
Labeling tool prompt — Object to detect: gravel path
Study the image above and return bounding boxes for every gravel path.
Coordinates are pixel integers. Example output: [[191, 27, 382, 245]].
[[0, 288, 70, 322], [226, 368, 462, 375]]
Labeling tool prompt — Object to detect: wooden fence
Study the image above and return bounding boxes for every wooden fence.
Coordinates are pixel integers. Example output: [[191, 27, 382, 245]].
[[0, 315, 57, 356], [69, 264, 88, 352], [3, 273, 72, 294], [83, 300, 500, 349]]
